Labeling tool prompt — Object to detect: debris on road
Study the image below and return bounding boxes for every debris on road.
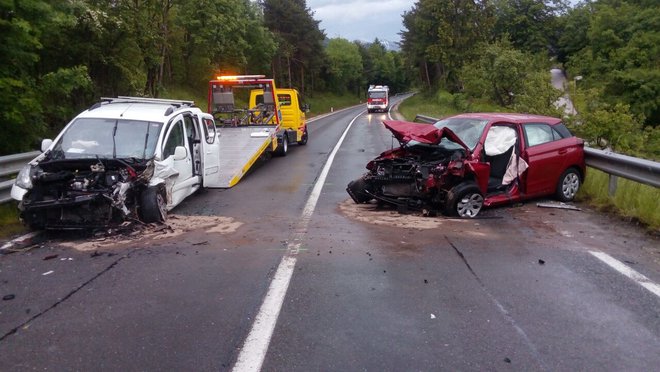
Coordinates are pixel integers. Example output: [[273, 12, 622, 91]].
[[2, 294, 15, 301], [43, 254, 58, 261], [538, 259, 546, 265], [537, 202, 581, 211], [41, 271, 54, 276]]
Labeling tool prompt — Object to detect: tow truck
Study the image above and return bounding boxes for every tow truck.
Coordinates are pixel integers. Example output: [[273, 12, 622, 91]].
[[207, 75, 309, 187]]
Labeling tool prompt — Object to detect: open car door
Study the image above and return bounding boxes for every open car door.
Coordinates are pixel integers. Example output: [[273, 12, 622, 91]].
[[198, 112, 224, 188]]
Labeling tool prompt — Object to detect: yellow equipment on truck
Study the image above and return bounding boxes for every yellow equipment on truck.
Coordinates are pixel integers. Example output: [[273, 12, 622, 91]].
[[207, 75, 309, 187]]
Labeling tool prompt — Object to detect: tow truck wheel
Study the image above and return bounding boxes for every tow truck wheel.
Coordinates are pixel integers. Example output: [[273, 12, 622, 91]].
[[298, 128, 308, 145], [140, 186, 167, 223], [276, 134, 288, 157], [444, 182, 483, 218]]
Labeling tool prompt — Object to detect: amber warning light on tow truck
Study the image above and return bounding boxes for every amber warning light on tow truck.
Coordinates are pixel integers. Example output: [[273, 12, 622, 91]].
[[215, 74, 266, 81]]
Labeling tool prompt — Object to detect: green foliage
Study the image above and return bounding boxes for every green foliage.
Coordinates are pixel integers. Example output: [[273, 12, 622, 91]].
[[513, 70, 563, 117], [39, 66, 93, 134], [460, 38, 561, 115], [325, 38, 363, 94], [401, 0, 495, 91], [262, 0, 326, 92], [566, 87, 657, 158], [2, 0, 412, 157], [563, 0, 660, 126], [493, 0, 569, 54], [0, 202, 25, 239]]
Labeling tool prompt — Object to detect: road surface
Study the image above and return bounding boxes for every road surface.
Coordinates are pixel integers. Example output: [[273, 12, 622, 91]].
[[1, 98, 658, 371]]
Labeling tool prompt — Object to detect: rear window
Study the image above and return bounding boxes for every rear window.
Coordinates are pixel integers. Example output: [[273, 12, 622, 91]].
[[278, 94, 291, 106], [553, 123, 573, 139], [523, 122, 571, 147]]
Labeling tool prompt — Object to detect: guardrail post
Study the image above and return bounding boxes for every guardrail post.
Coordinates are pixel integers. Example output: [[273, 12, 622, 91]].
[[608, 175, 618, 196]]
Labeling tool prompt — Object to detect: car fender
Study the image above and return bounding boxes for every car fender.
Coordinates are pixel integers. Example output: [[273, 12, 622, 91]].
[[466, 161, 490, 194]]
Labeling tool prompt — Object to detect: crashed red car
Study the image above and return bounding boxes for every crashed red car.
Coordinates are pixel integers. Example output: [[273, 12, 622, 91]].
[[347, 113, 586, 217]]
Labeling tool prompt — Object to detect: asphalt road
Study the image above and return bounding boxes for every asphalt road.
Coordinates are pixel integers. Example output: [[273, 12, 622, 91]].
[[1, 98, 658, 371]]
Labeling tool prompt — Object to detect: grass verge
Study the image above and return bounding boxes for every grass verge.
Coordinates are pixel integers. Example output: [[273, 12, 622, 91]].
[[580, 169, 660, 232], [306, 92, 363, 117], [0, 202, 26, 239]]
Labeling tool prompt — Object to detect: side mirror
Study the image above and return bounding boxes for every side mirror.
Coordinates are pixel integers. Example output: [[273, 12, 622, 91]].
[[173, 146, 187, 161], [302, 104, 310, 112], [41, 139, 53, 153]]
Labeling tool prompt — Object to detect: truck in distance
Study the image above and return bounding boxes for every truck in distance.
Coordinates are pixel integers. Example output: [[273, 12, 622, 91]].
[[367, 85, 389, 113]]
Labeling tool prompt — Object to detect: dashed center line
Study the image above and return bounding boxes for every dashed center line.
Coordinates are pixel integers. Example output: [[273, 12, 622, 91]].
[[232, 110, 365, 372]]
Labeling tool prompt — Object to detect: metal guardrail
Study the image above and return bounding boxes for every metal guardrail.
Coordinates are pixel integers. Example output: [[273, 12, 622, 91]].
[[2, 116, 659, 204], [413, 114, 660, 193], [0, 151, 40, 203]]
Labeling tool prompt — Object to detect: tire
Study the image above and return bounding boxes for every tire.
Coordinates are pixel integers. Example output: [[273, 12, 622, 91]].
[[298, 128, 308, 145], [556, 167, 580, 202], [346, 177, 374, 204], [140, 186, 167, 223], [444, 182, 484, 218], [275, 134, 288, 157], [367, 109, 372, 114]]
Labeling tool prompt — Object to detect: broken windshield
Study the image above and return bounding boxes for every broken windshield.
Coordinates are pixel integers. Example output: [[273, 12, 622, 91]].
[[433, 118, 488, 150], [50, 118, 163, 160]]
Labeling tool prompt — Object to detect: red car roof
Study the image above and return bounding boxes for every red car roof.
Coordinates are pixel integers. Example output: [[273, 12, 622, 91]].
[[446, 113, 563, 125]]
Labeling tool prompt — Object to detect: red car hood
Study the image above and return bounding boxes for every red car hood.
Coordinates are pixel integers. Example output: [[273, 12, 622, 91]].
[[382, 120, 470, 151]]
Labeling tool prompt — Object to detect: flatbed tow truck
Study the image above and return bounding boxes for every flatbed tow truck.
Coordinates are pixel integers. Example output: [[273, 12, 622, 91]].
[[207, 75, 309, 187]]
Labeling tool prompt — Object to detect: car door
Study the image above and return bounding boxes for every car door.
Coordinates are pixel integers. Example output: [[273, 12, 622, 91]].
[[161, 115, 195, 206], [197, 112, 224, 188], [521, 123, 570, 196]]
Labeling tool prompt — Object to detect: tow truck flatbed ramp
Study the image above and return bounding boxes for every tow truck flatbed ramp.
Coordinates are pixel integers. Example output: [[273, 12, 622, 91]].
[[215, 126, 274, 187]]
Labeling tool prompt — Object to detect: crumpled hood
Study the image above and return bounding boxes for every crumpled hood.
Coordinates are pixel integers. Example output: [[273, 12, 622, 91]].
[[382, 120, 470, 151]]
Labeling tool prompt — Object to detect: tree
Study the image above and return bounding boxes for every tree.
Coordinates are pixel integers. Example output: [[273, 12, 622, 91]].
[[564, 0, 660, 126], [325, 38, 363, 94], [493, 0, 569, 55], [400, 0, 495, 92], [261, 0, 325, 93]]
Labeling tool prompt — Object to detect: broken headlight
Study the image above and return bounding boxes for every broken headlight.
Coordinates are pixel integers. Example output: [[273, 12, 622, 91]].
[[15, 165, 33, 189]]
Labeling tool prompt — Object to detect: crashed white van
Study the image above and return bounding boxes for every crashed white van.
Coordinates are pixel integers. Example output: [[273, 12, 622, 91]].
[[11, 97, 224, 229]]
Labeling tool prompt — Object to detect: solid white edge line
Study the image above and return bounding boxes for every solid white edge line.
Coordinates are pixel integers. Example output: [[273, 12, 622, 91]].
[[589, 251, 660, 298], [232, 110, 365, 372]]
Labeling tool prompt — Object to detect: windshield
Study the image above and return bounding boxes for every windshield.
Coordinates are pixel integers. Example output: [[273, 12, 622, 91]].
[[433, 118, 488, 150], [368, 92, 387, 99], [50, 118, 163, 160]]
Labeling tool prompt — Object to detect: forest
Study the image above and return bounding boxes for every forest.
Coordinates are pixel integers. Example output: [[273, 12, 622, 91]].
[[1, 0, 658, 159]]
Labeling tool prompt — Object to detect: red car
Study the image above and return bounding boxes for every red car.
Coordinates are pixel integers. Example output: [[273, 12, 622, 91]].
[[347, 113, 585, 217]]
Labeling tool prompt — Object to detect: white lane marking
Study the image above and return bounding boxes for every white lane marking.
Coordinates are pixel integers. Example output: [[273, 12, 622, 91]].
[[232, 111, 365, 372], [590, 251, 660, 298]]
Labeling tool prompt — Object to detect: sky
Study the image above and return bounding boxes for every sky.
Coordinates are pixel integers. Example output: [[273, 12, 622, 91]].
[[306, 0, 412, 44]]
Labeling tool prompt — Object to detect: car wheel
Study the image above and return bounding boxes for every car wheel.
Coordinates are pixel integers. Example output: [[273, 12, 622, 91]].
[[556, 168, 580, 202], [140, 186, 167, 223], [275, 134, 288, 156], [444, 182, 484, 218], [298, 128, 308, 145], [346, 177, 374, 204]]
